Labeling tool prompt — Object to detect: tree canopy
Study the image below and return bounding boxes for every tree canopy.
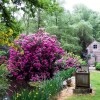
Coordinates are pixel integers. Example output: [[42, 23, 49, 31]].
[[1, 1, 100, 54]]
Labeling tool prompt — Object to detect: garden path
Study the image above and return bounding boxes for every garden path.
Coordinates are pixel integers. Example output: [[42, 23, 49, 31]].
[[89, 67, 100, 72], [57, 76, 75, 100]]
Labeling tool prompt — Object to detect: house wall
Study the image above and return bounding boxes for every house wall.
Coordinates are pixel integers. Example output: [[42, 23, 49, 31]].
[[87, 41, 100, 66]]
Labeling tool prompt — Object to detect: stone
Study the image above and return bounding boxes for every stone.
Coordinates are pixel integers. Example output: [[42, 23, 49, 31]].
[[67, 78, 72, 87], [73, 88, 92, 94], [63, 80, 67, 88]]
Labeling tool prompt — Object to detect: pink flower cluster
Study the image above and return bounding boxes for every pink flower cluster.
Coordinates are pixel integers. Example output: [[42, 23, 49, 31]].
[[65, 57, 80, 69], [55, 56, 80, 71], [7, 32, 64, 81]]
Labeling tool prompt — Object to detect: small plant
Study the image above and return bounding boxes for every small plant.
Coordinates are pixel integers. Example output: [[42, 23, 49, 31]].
[[96, 63, 100, 70], [0, 51, 7, 56], [80, 60, 87, 66]]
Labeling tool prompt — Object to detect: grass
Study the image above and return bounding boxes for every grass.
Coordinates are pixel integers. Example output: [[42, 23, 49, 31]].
[[66, 71, 100, 100]]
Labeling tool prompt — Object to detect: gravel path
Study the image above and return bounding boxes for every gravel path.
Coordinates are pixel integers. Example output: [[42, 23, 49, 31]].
[[57, 76, 75, 100]]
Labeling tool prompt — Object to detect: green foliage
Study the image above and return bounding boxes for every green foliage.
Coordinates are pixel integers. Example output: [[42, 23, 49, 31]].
[[19, 3, 100, 53], [73, 4, 92, 21], [2, 0, 100, 54], [54, 68, 76, 80], [0, 0, 23, 38], [80, 60, 87, 66], [0, 64, 8, 76], [12, 68, 75, 100], [0, 64, 9, 96], [96, 63, 100, 70], [61, 34, 82, 52], [0, 51, 7, 56], [18, 0, 63, 34]]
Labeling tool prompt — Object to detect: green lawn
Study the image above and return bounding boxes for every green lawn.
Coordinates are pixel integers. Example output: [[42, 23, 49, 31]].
[[66, 72, 100, 100]]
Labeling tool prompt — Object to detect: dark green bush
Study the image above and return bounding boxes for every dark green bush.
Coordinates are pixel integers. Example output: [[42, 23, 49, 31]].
[[96, 63, 100, 70]]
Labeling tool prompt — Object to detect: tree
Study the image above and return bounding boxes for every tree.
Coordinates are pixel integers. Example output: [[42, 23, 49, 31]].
[[0, 0, 23, 43], [17, 0, 63, 34], [75, 20, 93, 51], [89, 12, 100, 40], [73, 4, 92, 21]]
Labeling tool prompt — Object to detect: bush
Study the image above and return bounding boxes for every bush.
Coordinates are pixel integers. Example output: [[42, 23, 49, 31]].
[[7, 32, 64, 81], [0, 51, 7, 56], [80, 60, 87, 66], [55, 68, 75, 80], [12, 68, 75, 100], [55, 52, 81, 70], [96, 63, 100, 70]]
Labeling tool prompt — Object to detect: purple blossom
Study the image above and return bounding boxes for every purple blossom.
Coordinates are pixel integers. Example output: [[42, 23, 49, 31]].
[[7, 32, 64, 81]]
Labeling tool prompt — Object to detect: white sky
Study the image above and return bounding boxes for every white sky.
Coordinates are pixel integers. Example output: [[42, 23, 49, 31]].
[[61, 0, 100, 12]]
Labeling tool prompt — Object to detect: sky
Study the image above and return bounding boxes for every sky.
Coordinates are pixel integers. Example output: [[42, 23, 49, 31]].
[[61, 0, 100, 12]]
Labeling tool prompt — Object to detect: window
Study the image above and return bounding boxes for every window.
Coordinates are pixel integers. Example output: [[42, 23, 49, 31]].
[[93, 45, 97, 49]]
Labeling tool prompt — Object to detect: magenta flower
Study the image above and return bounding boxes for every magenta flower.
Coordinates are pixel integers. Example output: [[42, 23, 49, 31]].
[[7, 32, 64, 81]]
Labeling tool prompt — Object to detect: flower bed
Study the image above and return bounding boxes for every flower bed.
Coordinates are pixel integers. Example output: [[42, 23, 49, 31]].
[[6, 31, 81, 99], [12, 68, 75, 100]]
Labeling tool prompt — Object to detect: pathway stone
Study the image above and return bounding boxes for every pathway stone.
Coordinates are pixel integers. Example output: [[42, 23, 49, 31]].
[[89, 67, 96, 72], [89, 67, 100, 72], [57, 76, 75, 100]]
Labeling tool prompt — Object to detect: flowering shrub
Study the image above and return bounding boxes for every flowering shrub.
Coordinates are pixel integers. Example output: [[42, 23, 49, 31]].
[[65, 52, 81, 68], [65, 57, 80, 69], [7, 32, 64, 81], [0, 28, 14, 46], [55, 52, 81, 70]]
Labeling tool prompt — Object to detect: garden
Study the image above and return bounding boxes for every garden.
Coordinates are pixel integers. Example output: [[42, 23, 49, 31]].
[[1, 0, 100, 100], [0, 29, 83, 99]]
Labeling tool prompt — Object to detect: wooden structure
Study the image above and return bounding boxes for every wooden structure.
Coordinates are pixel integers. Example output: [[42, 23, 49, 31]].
[[87, 40, 100, 66], [75, 69, 90, 88], [73, 65, 92, 94]]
